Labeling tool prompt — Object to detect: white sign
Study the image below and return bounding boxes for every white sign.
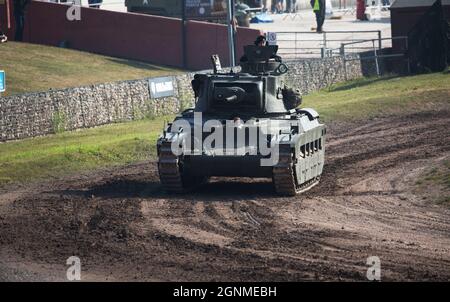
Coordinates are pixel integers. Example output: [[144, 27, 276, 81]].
[[267, 32, 277, 46], [149, 76, 175, 99]]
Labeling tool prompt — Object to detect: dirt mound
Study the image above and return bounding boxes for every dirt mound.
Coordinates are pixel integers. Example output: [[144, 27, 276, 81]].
[[1, 110, 450, 281]]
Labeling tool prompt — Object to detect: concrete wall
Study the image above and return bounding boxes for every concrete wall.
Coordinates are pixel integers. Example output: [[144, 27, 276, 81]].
[[0, 56, 365, 142]]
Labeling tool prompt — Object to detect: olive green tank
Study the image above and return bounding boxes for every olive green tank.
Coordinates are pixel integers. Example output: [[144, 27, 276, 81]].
[[157, 45, 326, 196]]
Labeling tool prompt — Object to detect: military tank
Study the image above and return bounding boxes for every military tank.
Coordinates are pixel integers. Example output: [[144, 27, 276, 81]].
[[157, 45, 326, 196]]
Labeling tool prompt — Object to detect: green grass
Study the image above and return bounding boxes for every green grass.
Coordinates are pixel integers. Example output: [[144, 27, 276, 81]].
[[421, 161, 450, 189], [302, 72, 450, 122], [416, 160, 450, 206], [0, 72, 449, 187], [0, 117, 173, 185], [0, 42, 182, 96]]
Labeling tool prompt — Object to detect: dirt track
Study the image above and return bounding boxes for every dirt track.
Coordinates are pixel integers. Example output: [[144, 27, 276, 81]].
[[1, 109, 450, 281]]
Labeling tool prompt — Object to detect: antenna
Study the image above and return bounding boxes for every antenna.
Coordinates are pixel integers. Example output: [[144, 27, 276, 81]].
[[226, 0, 236, 69], [211, 54, 222, 74]]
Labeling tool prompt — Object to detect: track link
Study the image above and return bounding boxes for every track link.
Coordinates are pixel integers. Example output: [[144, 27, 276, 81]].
[[158, 141, 184, 193], [273, 144, 321, 196]]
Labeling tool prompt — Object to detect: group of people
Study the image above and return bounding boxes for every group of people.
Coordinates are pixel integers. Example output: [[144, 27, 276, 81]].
[[257, 0, 326, 33], [272, 0, 298, 13], [256, 0, 298, 14]]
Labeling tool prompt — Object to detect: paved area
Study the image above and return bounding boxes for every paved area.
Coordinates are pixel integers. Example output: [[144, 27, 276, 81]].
[[93, 0, 127, 12]]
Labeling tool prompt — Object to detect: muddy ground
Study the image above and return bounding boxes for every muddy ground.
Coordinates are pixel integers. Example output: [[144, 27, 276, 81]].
[[1, 109, 449, 281]]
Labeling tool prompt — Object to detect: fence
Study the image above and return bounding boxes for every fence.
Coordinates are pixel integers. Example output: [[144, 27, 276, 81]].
[[340, 36, 409, 78], [276, 30, 384, 59], [276, 29, 410, 78], [287, 0, 357, 11]]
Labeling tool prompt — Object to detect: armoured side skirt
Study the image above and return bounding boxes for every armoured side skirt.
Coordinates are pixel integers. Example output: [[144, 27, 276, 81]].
[[184, 155, 273, 178]]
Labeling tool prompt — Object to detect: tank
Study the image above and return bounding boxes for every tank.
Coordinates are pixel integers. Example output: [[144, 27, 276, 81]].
[[157, 45, 326, 196]]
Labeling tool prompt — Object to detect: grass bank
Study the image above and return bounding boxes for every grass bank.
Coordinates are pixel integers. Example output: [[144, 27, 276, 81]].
[[302, 72, 450, 122], [416, 159, 450, 206], [0, 42, 181, 96], [0, 117, 173, 185]]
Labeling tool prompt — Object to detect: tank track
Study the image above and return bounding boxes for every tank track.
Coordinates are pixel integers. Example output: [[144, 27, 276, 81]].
[[273, 144, 321, 196], [158, 141, 184, 193], [158, 141, 208, 193]]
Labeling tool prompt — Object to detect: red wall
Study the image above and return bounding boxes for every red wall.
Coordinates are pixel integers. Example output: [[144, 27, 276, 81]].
[[186, 20, 259, 69], [0, 0, 13, 37], [0, 0, 261, 70]]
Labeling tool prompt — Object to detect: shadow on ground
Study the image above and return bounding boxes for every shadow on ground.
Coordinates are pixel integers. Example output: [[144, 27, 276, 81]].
[[329, 75, 399, 92], [54, 178, 280, 201]]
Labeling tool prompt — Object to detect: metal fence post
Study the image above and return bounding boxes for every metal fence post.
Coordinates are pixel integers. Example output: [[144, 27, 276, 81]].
[[377, 30, 382, 51], [405, 37, 411, 75], [181, 0, 187, 69], [340, 43, 348, 81], [373, 40, 380, 76], [322, 32, 327, 58]]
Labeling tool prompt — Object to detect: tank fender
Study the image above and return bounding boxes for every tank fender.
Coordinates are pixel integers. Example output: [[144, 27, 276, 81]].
[[157, 131, 187, 156], [275, 133, 295, 147], [297, 108, 319, 121], [291, 132, 310, 159]]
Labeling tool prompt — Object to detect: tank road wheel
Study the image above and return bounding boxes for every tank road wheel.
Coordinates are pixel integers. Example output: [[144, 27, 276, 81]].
[[158, 142, 208, 193], [272, 144, 320, 196]]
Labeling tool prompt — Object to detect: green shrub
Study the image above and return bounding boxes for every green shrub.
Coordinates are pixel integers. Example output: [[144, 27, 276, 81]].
[[52, 110, 67, 133]]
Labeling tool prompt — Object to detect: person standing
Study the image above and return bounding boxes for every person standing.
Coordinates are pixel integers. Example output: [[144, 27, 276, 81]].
[[274, 0, 284, 13], [286, 0, 297, 13], [356, 0, 367, 20], [13, 0, 29, 41], [88, 0, 102, 9], [310, 0, 325, 33]]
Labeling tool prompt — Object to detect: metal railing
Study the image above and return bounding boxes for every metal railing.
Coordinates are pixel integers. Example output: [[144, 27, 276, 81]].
[[276, 30, 383, 59], [340, 36, 409, 79], [52, 0, 126, 9]]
